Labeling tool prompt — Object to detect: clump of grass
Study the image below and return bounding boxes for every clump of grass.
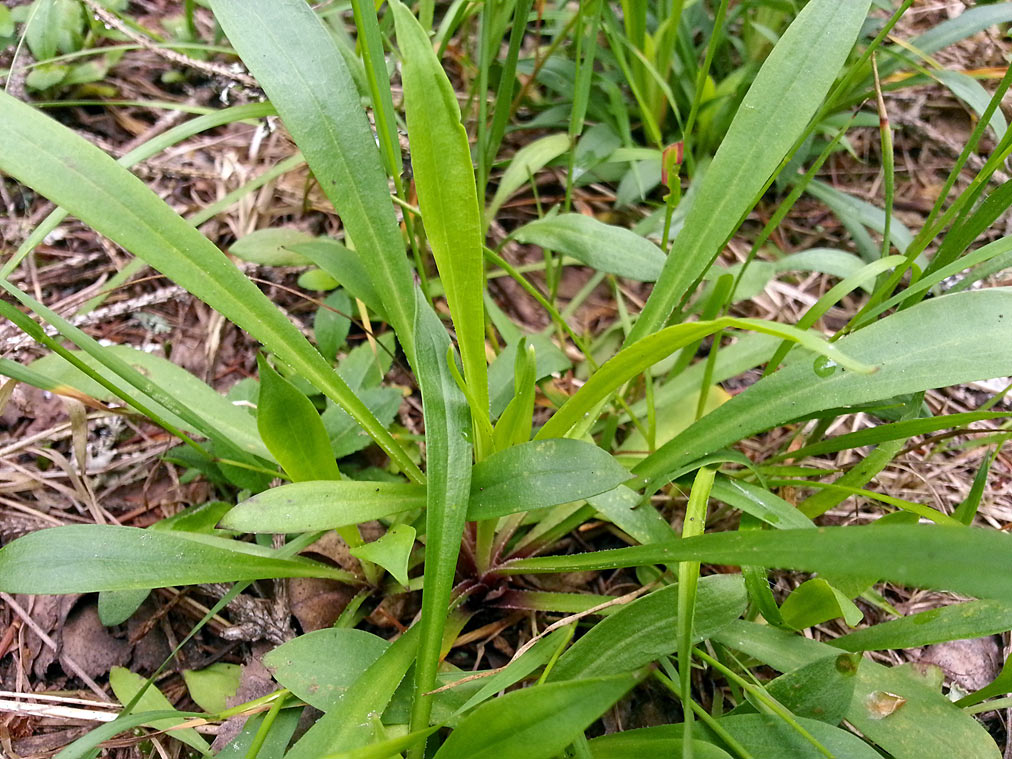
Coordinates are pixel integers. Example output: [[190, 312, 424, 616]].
[[2, 1, 1012, 757]]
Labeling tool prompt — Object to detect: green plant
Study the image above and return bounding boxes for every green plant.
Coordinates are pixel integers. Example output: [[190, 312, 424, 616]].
[[2, 1, 1012, 758]]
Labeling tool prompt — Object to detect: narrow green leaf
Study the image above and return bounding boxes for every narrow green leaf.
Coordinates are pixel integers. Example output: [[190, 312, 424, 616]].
[[54, 710, 204, 759], [0, 525, 355, 593], [433, 674, 639, 759], [709, 478, 814, 530], [831, 600, 1012, 652], [256, 354, 341, 482], [549, 576, 747, 682], [537, 316, 874, 441], [230, 227, 315, 266], [393, 0, 489, 437], [208, 0, 418, 366], [626, 0, 872, 342], [771, 411, 1009, 462], [635, 290, 1012, 484], [492, 338, 536, 450], [504, 525, 1012, 604], [410, 304, 474, 742], [0, 91, 422, 483], [588, 716, 878, 759], [27, 344, 271, 461], [486, 133, 571, 223], [513, 214, 665, 281]]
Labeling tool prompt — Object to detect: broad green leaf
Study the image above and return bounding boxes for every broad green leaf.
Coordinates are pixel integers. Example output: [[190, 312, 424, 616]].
[[298, 267, 340, 291], [314, 288, 353, 361], [588, 715, 878, 759], [549, 575, 746, 682], [220, 480, 425, 533], [635, 290, 1012, 483], [780, 578, 864, 630], [0, 91, 422, 483], [0, 525, 355, 593], [256, 354, 341, 482], [486, 133, 570, 222], [831, 600, 1012, 653], [25, 63, 68, 90], [589, 485, 675, 545], [25, 0, 83, 60], [0, 6, 13, 37], [512, 214, 665, 281], [208, 0, 418, 366], [409, 303, 474, 740], [537, 316, 874, 441], [716, 620, 1001, 759], [229, 227, 314, 266], [393, 0, 489, 433], [182, 663, 241, 714], [109, 667, 208, 753], [291, 239, 388, 320], [626, 0, 872, 342], [285, 624, 419, 758], [349, 524, 416, 587], [433, 674, 639, 759], [468, 439, 630, 519], [263, 628, 390, 711], [758, 654, 861, 724], [98, 589, 149, 627], [222, 439, 629, 532], [503, 525, 1012, 603]]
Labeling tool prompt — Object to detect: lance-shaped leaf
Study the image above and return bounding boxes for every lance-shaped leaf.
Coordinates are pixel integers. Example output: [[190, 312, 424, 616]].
[[0, 525, 355, 593], [221, 439, 630, 532], [208, 0, 418, 366], [393, 0, 488, 431], [409, 304, 474, 741], [0, 90, 421, 483], [503, 524, 1012, 603]]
